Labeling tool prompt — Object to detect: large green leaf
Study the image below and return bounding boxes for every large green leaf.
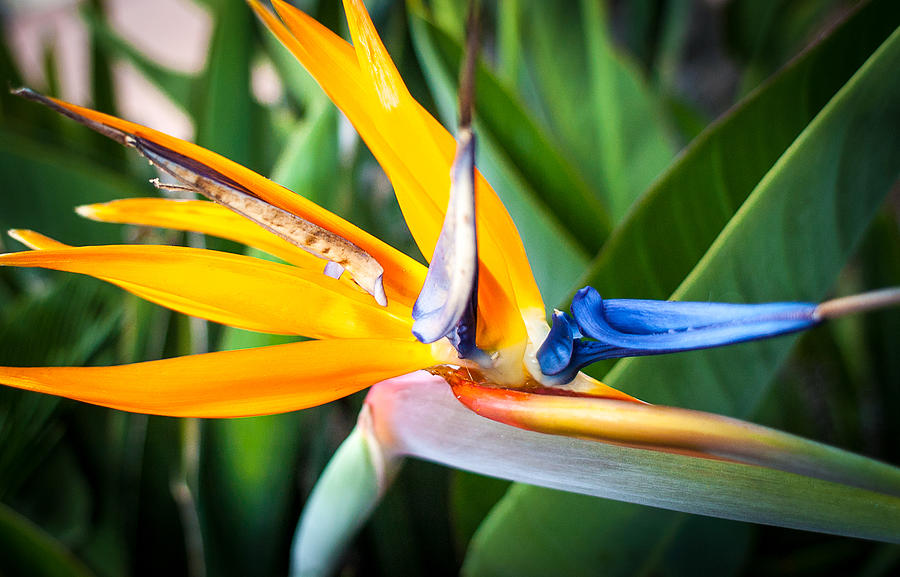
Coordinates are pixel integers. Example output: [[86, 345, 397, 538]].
[[579, 0, 676, 221], [517, 0, 676, 222], [464, 10, 900, 577], [200, 410, 305, 577], [269, 99, 340, 207], [576, 0, 900, 303], [195, 0, 255, 167]]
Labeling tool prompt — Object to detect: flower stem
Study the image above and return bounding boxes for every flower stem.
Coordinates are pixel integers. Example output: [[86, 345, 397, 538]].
[[815, 287, 900, 319]]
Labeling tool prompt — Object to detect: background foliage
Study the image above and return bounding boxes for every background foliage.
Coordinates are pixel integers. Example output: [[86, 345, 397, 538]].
[[0, 0, 898, 575]]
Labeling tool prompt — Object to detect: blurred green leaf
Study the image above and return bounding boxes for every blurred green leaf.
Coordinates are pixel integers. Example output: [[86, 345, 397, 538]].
[[514, 0, 676, 223], [495, 0, 522, 86], [270, 99, 340, 207], [0, 130, 143, 245], [0, 502, 96, 577], [725, 0, 845, 94], [201, 410, 305, 577], [450, 471, 509, 556], [290, 425, 388, 577], [580, 0, 676, 221], [650, 0, 693, 91], [466, 11, 900, 577], [856, 213, 900, 461], [80, 3, 195, 106], [195, 0, 255, 168], [130, 416, 190, 576]]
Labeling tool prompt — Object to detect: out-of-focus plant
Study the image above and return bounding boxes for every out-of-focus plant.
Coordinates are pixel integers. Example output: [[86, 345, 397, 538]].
[[0, 1, 898, 577]]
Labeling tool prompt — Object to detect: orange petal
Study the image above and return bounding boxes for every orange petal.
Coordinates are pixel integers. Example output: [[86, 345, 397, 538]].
[[258, 0, 534, 348], [340, 0, 543, 312], [17, 88, 425, 305], [344, 0, 543, 312], [0, 339, 440, 417], [79, 198, 324, 266], [77, 198, 416, 306], [0, 240, 414, 339], [262, 1, 445, 258]]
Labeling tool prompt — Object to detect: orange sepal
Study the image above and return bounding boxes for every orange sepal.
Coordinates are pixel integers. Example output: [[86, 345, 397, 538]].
[[80, 198, 326, 266], [0, 339, 440, 417], [257, 0, 534, 348], [1, 239, 413, 339], [340, 0, 544, 312], [26, 91, 425, 305], [262, 0, 446, 261], [77, 198, 417, 306]]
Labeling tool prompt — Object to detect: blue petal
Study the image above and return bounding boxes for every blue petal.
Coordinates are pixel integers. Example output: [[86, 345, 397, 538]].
[[571, 287, 819, 355], [535, 310, 578, 375], [537, 287, 820, 383]]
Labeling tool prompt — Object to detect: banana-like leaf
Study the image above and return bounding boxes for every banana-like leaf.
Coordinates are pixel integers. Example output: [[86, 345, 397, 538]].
[[515, 0, 676, 222], [465, 12, 900, 575], [579, 0, 676, 221]]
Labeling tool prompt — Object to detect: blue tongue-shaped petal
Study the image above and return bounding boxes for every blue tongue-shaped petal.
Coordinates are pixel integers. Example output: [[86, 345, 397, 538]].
[[538, 286, 820, 385], [571, 287, 819, 352], [411, 130, 481, 359]]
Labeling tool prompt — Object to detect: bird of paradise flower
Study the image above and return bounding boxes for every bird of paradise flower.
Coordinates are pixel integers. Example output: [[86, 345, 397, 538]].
[[1, 0, 899, 569]]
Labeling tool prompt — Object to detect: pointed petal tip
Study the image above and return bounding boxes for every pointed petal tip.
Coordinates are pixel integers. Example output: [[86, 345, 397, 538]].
[[247, 0, 271, 17], [4, 229, 65, 252], [6, 229, 40, 249], [74, 204, 99, 219], [13, 87, 133, 146]]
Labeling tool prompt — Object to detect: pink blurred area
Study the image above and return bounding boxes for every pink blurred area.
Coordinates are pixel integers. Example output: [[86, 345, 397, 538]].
[[4, 0, 213, 139]]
